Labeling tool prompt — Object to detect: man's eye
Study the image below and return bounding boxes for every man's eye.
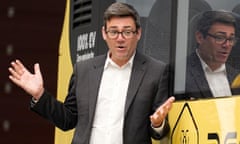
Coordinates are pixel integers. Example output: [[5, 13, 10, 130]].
[[215, 36, 225, 41], [123, 31, 131, 35], [110, 31, 118, 34], [229, 37, 236, 41]]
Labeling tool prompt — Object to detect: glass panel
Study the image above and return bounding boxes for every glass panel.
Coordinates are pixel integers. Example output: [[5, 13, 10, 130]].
[[175, 0, 240, 99]]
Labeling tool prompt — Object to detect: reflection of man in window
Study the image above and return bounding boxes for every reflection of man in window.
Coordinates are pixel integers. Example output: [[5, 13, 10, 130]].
[[185, 10, 240, 99]]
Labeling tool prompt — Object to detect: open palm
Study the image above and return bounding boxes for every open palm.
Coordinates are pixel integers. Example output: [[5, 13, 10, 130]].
[[8, 60, 44, 99]]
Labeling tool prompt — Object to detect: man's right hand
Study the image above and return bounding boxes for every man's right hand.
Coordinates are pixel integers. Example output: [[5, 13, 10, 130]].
[[8, 59, 44, 100]]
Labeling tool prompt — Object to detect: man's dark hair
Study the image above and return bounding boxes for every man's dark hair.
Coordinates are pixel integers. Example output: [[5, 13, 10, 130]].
[[103, 2, 141, 30], [197, 10, 237, 38]]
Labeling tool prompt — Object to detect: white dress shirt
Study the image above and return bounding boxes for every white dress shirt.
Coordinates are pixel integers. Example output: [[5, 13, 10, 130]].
[[90, 52, 134, 144], [197, 51, 232, 97]]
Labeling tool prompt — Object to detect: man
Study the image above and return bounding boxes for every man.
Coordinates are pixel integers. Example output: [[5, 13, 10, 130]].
[[185, 10, 240, 99], [8, 2, 174, 144]]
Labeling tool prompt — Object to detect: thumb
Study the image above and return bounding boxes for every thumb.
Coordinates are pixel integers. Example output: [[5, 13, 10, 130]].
[[34, 63, 43, 80], [34, 63, 41, 74]]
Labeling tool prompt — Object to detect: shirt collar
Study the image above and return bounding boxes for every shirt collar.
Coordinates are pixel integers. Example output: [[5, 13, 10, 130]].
[[104, 51, 135, 69], [196, 49, 226, 73]]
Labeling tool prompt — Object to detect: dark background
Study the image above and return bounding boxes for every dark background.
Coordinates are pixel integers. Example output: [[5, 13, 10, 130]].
[[0, 0, 66, 143]]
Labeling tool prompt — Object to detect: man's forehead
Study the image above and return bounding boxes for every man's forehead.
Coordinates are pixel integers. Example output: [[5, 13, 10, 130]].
[[107, 25, 133, 29], [209, 23, 235, 33]]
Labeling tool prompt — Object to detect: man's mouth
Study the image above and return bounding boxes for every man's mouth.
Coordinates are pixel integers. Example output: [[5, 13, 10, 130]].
[[220, 51, 228, 55], [118, 46, 125, 49]]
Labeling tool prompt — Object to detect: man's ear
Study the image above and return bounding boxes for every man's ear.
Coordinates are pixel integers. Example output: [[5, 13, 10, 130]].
[[136, 28, 142, 40], [195, 31, 204, 44], [102, 26, 107, 40]]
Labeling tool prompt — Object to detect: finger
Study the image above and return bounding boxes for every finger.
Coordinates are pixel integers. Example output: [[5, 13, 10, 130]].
[[152, 109, 162, 119], [34, 63, 40, 74], [15, 59, 28, 74], [150, 111, 164, 127], [15, 59, 26, 70], [166, 96, 175, 109], [150, 114, 160, 123], [8, 67, 21, 80], [9, 75, 19, 84], [159, 96, 175, 110], [164, 96, 175, 106], [150, 115, 161, 122], [9, 72, 23, 87], [155, 97, 175, 117], [34, 63, 43, 81], [150, 97, 175, 126], [153, 106, 167, 120], [10, 60, 24, 75]]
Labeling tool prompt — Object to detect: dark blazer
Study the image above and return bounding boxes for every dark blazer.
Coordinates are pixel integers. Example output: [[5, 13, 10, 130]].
[[31, 51, 170, 144], [183, 52, 240, 99]]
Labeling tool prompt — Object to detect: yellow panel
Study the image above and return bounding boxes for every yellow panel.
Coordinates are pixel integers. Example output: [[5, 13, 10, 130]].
[[168, 96, 240, 143], [55, 0, 74, 143]]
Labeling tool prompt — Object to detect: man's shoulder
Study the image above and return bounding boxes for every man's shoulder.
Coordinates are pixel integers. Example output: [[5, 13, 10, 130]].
[[226, 63, 240, 76], [136, 51, 166, 66]]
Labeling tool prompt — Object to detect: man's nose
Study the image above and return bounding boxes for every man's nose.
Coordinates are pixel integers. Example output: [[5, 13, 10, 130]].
[[116, 33, 125, 40], [222, 39, 233, 47]]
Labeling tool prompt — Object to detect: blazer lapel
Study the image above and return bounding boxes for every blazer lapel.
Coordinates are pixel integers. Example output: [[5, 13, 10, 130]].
[[190, 53, 212, 97], [88, 55, 106, 121], [124, 52, 146, 116]]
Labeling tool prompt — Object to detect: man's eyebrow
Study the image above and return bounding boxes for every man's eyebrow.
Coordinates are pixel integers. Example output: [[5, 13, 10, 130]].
[[123, 26, 132, 28], [108, 26, 133, 29], [107, 26, 118, 29], [215, 32, 235, 36]]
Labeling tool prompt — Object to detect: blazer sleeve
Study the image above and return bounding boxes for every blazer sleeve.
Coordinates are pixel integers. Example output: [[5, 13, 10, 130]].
[[150, 63, 171, 139], [30, 73, 78, 131]]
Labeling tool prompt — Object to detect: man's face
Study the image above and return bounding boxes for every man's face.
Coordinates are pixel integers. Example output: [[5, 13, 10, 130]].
[[102, 16, 141, 66], [196, 22, 235, 70]]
